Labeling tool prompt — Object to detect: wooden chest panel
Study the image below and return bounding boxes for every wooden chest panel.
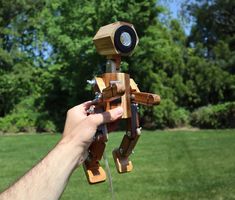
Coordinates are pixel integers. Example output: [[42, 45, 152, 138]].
[[98, 73, 131, 118]]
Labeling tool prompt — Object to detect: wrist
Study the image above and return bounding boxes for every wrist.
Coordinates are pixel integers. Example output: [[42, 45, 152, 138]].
[[58, 136, 88, 167]]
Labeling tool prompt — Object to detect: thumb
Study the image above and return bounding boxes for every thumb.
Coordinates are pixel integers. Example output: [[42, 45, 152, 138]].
[[89, 106, 123, 126]]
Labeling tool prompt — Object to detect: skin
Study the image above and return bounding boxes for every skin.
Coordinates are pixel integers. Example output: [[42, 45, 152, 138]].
[[0, 101, 123, 200]]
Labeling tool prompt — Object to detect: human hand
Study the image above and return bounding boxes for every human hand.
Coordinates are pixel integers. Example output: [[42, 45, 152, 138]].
[[61, 101, 123, 162], [63, 101, 93, 136]]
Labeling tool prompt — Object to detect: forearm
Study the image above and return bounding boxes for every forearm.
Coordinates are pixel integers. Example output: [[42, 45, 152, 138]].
[[0, 104, 122, 200], [0, 137, 86, 200]]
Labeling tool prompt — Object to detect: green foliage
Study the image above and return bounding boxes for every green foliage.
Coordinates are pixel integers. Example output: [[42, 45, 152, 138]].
[[183, 54, 235, 108], [0, 0, 47, 118], [34, 63, 81, 131], [0, 97, 56, 133], [0, 97, 38, 133], [35, 0, 169, 130], [0, 63, 40, 116], [190, 102, 235, 128], [0, 0, 235, 131], [35, 113, 57, 133], [143, 99, 190, 129], [186, 0, 235, 72]]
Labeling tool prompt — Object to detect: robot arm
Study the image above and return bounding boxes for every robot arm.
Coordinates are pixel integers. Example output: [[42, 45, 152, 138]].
[[130, 78, 161, 106]]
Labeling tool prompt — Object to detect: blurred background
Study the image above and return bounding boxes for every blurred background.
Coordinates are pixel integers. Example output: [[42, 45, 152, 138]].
[[0, 0, 234, 133]]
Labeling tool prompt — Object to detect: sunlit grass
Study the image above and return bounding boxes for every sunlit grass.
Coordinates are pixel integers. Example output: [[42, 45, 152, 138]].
[[0, 130, 235, 199]]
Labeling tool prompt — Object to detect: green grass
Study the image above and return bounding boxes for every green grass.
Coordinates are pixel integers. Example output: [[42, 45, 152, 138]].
[[0, 130, 235, 199]]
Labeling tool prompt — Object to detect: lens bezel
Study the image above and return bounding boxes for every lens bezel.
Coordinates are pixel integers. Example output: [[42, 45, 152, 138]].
[[114, 25, 137, 54]]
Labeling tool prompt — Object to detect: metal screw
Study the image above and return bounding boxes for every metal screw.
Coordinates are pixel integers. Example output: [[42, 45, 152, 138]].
[[136, 127, 142, 135], [87, 79, 96, 85], [119, 148, 123, 155], [126, 131, 131, 137]]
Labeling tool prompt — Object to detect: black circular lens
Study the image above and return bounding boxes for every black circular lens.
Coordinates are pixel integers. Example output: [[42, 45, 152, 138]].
[[114, 25, 137, 54]]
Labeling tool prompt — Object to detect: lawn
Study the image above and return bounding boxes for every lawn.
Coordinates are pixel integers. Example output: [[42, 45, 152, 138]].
[[0, 130, 235, 200]]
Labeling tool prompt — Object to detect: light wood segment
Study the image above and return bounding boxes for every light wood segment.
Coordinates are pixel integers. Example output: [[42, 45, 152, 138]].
[[132, 91, 161, 106], [101, 72, 131, 118], [83, 165, 106, 184], [130, 78, 140, 92], [102, 82, 125, 101], [112, 149, 133, 173], [95, 77, 106, 92]]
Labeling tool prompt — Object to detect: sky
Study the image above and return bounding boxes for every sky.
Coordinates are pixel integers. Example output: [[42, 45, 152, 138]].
[[169, 1, 182, 18], [158, 0, 194, 35]]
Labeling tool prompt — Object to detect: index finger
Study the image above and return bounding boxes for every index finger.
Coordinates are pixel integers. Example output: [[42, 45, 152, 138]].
[[89, 107, 123, 125]]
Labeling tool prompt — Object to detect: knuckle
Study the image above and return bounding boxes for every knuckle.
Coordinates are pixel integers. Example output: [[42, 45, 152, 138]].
[[67, 107, 75, 116], [67, 105, 79, 114], [66, 109, 72, 116]]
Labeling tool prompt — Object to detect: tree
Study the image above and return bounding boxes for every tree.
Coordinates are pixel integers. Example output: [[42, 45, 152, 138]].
[[0, 0, 46, 117], [186, 0, 235, 72], [35, 0, 175, 130], [183, 0, 235, 107], [1, 0, 234, 131]]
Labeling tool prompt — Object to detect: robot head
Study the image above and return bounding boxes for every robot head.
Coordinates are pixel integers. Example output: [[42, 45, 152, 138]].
[[93, 21, 139, 57]]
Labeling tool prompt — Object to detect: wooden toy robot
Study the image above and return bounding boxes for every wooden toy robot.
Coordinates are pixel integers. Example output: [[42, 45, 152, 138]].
[[83, 22, 161, 184]]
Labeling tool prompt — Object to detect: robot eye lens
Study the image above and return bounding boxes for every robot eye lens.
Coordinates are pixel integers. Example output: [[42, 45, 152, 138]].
[[114, 25, 137, 54], [120, 32, 132, 47]]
